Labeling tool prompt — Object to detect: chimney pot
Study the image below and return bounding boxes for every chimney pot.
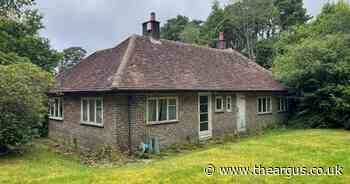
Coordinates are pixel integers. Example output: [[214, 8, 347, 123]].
[[150, 12, 156, 21], [217, 32, 226, 49], [219, 32, 224, 41]]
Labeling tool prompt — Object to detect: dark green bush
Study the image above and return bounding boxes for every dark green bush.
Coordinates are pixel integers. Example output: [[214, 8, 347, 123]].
[[0, 63, 53, 147]]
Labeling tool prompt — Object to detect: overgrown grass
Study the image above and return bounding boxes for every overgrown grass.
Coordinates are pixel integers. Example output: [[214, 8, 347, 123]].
[[1, 129, 350, 183]]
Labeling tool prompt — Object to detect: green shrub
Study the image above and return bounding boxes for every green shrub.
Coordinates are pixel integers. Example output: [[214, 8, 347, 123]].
[[273, 2, 350, 129], [0, 63, 53, 147]]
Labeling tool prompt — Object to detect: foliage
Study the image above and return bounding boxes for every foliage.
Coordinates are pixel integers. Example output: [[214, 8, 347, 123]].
[[0, 63, 53, 147], [0, 0, 35, 18], [0, 3, 62, 72], [273, 1, 350, 129], [179, 22, 202, 44], [160, 15, 189, 41], [273, 0, 310, 31], [200, 0, 225, 47], [59, 46, 86, 73]]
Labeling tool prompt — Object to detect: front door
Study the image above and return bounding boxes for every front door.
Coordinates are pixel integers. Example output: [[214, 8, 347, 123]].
[[198, 93, 212, 139], [236, 94, 246, 132]]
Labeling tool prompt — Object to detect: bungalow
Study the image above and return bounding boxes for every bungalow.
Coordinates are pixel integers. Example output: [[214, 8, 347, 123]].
[[48, 13, 288, 152]]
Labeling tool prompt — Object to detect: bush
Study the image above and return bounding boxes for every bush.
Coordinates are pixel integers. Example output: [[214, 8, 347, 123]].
[[0, 63, 53, 147], [273, 2, 350, 129]]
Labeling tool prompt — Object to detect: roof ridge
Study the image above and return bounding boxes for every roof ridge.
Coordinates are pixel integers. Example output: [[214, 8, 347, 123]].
[[111, 35, 137, 88], [135, 34, 247, 55]]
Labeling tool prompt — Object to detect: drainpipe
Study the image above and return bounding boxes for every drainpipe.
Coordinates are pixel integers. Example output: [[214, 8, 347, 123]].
[[127, 95, 132, 156]]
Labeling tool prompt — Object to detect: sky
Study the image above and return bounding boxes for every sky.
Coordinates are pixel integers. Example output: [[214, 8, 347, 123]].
[[35, 0, 341, 53]]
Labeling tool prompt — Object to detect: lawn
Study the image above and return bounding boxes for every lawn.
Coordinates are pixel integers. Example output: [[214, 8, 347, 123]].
[[0, 129, 349, 184]]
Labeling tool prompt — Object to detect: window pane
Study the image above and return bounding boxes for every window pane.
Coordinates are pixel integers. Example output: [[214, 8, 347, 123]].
[[267, 97, 271, 112], [50, 103, 54, 116], [200, 113, 208, 122], [89, 99, 95, 122], [227, 97, 231, 110], [54, 98, 59, 117], [200, 104, 208, 113], [82, 99, 88, 122], [262, 98, 266, 112], [200, 122, 209, 131], [258, 98, 262, 113], [200, 96, 208, 104], [168, 106, 177, 120], [216, 98, 222, 110], [169, 99, 176, 106], [96, 99, 102, 124], [158, 99, 167, 121], [148, 99, 157, 122], [59, 99, 63, 118]]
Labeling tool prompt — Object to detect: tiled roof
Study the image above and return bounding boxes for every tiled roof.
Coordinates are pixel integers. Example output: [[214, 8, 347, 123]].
[[52, 35, 287, 93]]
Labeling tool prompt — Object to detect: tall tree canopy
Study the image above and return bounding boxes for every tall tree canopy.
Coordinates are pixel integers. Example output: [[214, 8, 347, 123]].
[[273, 0, 310, 31], [0, 0, 56, 149], [161, 15, 189, 41], [60, 47, 86, 73], [0, 1, 61, 72], [200, 0, 225, 47], [273, 1, 350, 129]]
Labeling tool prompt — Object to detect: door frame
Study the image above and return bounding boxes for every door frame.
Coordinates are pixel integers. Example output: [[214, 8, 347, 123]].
[[198, 92, 212, 139], [236, 94, 247, 132]]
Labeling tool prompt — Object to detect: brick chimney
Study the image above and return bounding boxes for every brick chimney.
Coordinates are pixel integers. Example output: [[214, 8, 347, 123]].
[[217, 32, 226, 49], [142, 12, 160, 39]]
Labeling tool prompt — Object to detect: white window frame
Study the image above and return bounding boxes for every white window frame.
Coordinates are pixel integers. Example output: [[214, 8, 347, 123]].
[[278, 97, 288, 112], [226, 96, 232, 112], [215, 96, 224, 112], [146, 96, 179, 124], [257, 96, 272, 114], [49, 97, 64, 120], [80, 97, 104, 127]]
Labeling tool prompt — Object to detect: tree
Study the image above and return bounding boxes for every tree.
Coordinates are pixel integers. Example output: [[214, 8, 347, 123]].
[[161, 15, 189, 41], [273, 1, 350, 128], [0, 2, 62, 72], [179, 21, 203, 44], [0, 0, 35, 18], [200, 0, 225, 47], [273, 0, 310, 31], [0, 63, 53, 149], [224, 0, 278, 58], [60, 47, 86, 73]]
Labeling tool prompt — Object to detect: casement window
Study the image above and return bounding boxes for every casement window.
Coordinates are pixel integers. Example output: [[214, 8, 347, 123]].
[[226, 96, 232, 112], [215, 96, 224, 112], [49, 97, 63, 120], [278, 97, 288, 112], [147, 97, 178, 124], [257, 96, 272, 114], [81, 97, 103, 126]]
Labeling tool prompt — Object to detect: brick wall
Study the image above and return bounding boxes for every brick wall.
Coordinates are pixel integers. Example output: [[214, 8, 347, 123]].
[[49, 92, 287, 152]]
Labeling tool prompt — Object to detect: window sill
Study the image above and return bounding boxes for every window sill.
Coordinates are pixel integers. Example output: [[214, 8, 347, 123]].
[[146, 120, 179, 125], [257, 112, 273, 116], [49, 117, 63, 121], [80, 122, 104, 128]]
